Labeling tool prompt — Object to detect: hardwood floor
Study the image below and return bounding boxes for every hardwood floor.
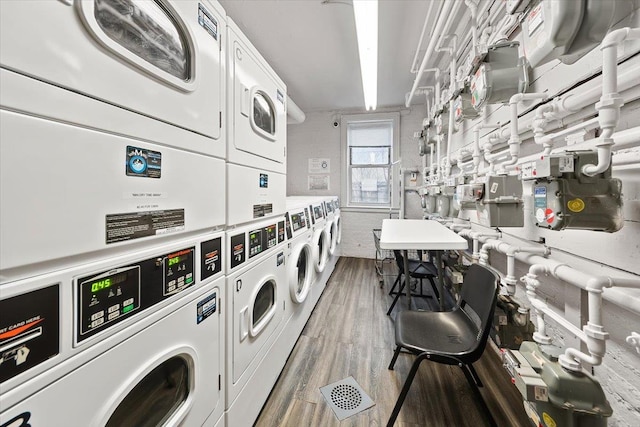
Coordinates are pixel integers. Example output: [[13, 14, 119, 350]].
[[256, 257, 530, 426]]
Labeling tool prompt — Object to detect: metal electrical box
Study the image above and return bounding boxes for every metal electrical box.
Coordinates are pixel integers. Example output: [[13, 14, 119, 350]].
[[522, 152, 623, 232], [477, 175, 524, 227], [504, 342, 613, 427]]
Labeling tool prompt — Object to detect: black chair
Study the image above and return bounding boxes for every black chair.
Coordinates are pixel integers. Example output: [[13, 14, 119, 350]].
[[386, 264, 499, 426], [386, 250, 439, 315]]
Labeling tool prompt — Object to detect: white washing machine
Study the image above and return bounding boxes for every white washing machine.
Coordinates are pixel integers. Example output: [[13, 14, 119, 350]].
[[280, 198, 315, 353], [0, 232, 226, 426], [226, 18, 287, 226], [0, 0, 227, 280], [224, 217, 290, 426]]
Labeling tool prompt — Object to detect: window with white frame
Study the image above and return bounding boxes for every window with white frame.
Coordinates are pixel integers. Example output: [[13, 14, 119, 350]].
[[341, 112, 399, 209]]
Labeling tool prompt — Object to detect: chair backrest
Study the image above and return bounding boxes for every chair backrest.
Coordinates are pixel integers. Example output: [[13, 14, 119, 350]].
[[458, 264, 499, 357]]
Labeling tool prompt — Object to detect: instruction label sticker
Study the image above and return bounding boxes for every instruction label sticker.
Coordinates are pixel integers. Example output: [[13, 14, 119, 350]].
[[197, 292, 217, 324], [198, 3, 218, 40], [0, 285, 60, 383], [126, 146, 161, 179], [230, 233, 245, 269], [527, 2, 544, 36], [253, 203, 273, 219], [106, 209, 185, 244], [201, 237, 222, 281]]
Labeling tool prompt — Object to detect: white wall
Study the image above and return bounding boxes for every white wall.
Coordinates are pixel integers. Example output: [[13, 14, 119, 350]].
[[287, 107, 425, 259]]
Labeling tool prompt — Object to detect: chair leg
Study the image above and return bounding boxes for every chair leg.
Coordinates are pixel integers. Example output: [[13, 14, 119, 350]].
[[388, 346, 401, 370], [459, 364, 497, 427], [467, 363, 483, 388], [387, 353, 428, 427], [428, 276, 439, 299], [389, 273, 401, 296], [387, 276, 406, 315]]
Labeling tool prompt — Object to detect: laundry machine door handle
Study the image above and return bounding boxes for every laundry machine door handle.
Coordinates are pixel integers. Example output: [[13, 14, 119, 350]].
[[239, 306, 249, 342], [240, 84, 250, 117]]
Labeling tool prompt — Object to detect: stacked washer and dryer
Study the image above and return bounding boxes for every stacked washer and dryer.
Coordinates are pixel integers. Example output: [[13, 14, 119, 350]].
[[0, 1, 342, 426], [223, 16, 292, 427], [1, 1, 228, 426]]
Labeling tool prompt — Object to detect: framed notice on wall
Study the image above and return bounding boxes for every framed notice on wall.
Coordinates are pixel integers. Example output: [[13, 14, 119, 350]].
[[308, 158, 330, 174], [308, 175, 329, 191]]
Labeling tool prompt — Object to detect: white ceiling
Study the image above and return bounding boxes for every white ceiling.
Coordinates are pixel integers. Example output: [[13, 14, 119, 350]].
[[219, 0, 432, 113]]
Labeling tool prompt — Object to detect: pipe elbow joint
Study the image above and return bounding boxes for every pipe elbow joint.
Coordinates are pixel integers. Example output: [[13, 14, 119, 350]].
[[586, 276, 614, 293], [600, 27, 640, 50]]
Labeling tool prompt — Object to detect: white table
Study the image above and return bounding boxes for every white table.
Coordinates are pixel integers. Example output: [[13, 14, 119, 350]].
[[379, 219, 468, 311]]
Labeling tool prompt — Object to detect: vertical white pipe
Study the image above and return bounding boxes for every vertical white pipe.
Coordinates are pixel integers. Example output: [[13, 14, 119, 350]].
[[406, 0, 455, 107]]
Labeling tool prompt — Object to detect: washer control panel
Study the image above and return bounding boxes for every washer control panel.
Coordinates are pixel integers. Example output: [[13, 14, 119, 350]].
[[76, 246, 195, 344]]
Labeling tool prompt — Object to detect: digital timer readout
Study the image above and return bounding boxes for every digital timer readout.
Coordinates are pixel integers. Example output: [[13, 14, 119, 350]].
[[90, 272, 128, 293], [168, 255, 185, 267]]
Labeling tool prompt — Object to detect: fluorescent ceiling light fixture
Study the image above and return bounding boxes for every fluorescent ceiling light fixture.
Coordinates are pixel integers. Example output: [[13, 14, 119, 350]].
[[353, 0, 378, 111]]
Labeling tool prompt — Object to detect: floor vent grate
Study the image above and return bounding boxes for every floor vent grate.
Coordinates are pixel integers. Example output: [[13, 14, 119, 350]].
[[319, 376, 375, 420]]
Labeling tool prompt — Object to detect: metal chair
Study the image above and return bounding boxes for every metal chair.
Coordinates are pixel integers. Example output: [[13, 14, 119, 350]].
[[386, 264, 499, 426], [386, 250, 439, 315]]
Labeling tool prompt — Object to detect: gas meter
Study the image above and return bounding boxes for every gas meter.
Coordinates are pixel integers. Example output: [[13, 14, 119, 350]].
[[476, 175, 524, 227], [470, 41, 529, 110], [504, 342, 612, 427], [522, 0, 616, 67], [455, 183, 484, 210], [521, 152, 623, 232], [454, 83, 479, 122]]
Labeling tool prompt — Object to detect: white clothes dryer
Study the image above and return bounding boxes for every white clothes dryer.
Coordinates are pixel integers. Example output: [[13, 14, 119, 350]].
[[0, 0, 227, 279], [226, 18, 287, 226], [0, 233, 226, 426], [224, 217, 290, 426]]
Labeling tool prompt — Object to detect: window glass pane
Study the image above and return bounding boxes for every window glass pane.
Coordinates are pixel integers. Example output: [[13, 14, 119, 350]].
[[253, 280, 275, 326], [347, 121, 393, 147], [351, 167, 390, 204], [350, 146, 390, 165], [95, 0, 190, 80], [253, 92, 275, 135], [106, 356, 189, 427]]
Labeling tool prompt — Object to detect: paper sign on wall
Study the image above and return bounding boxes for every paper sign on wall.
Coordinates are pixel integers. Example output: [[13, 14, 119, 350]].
[[308, 158, 330, 174], [308, 175, 330, 191]]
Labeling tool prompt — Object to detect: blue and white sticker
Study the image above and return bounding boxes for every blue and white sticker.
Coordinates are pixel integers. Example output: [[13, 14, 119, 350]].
[[126, 146, 161, 178], [197, 292, 217, 324], [277, 90, 284, 104]]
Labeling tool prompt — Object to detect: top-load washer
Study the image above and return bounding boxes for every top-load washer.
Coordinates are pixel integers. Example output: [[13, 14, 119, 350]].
[[0, 0, 227, 279], [1, 232, 226, 427], [226, 18, 287, 226], [280, 198, 315, 353], [224, 216, 290, 426]]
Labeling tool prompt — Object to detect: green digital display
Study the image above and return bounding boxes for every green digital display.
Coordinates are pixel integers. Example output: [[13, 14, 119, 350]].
[[91, 278, 112, 293], [89, 271, 128, 294], [168, 255, 182, 267]]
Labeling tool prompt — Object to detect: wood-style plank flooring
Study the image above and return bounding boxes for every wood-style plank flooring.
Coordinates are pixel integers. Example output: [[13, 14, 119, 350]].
[[256, 257, 530, 426]]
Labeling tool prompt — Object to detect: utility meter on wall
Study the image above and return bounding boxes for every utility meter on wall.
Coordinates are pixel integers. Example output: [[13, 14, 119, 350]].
[[521, 152, 623, 232], [470, 42, 529, 110]]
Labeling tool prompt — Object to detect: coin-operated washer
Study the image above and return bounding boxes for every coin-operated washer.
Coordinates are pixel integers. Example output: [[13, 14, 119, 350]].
[[224, 216, 289, 427], [280, 198, 315, 355], [226, 18, 287, 227], [0, 0, 227, 278], [0, 233, 227, 427]]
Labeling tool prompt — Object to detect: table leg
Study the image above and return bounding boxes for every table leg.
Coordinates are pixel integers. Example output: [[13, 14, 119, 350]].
[[403, 249, 411, 310], [436, 251, 445, 311]]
